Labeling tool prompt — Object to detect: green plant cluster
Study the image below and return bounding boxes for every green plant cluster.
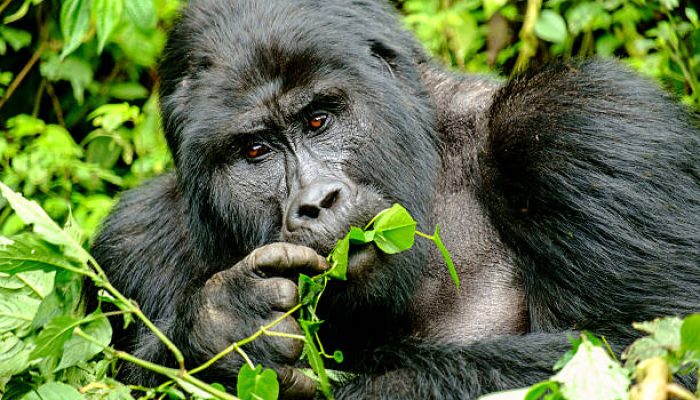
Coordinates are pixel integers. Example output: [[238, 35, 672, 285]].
[[0, 0, 175, 240], [398, 0, 700, 108]]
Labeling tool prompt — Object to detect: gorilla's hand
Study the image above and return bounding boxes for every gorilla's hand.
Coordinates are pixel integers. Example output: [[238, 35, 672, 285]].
[[196, 243, 328, 398]]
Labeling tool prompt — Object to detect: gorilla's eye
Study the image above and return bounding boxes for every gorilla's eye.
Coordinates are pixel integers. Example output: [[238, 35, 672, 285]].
[[245, 143, 270, 159], [308, 112, 329, 131]]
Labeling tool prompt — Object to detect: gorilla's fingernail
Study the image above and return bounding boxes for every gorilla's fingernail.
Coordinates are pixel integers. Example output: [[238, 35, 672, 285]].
[[319, 256, 330, 270]]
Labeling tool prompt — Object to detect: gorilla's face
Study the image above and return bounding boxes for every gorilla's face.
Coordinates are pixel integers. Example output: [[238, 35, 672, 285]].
[[159, 0, 439, 317]]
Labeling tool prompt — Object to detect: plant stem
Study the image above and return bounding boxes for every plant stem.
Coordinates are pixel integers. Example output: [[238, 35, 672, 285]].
[[0, 41, 47, 110], [87, 254, 186, 372], [0, 0, 13, 15], [189, 303, 303, 376], [514, 0, 542, 74], [415, 230, 434, 240], [75, 329, 240, 400]]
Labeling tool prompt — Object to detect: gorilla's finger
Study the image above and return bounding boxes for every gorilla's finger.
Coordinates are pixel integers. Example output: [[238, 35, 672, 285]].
[[250, 243, 328, 275], [256, 277, 299, 310], [277, 367, 317, 400], [267, 313, 305, 361]]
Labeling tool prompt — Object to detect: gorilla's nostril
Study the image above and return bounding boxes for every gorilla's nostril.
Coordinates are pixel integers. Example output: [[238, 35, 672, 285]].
[[320, 189, 340, 209], [298, 204, 321, 219]]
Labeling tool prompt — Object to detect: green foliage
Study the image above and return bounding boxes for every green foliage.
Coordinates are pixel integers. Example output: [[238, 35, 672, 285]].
[[481, 316, 700, 400], [293, 203, 458, 399], [399, 0, 700, 108], [1, 0, 175, 240], [236, 365, 279, 400]]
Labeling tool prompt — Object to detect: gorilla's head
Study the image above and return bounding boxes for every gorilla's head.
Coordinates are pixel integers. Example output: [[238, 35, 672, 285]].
[[158, 0, 440, 319]]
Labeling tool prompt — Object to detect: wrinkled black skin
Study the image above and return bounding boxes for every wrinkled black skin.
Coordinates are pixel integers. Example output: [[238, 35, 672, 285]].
[[90, 0, 700, 398]]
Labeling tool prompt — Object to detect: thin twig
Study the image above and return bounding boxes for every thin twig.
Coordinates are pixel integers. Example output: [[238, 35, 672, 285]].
[[0, 41, 47, 110], [45, 80, 65, 127], [0, 0, 13, 15], [189, 304, 303, 376]]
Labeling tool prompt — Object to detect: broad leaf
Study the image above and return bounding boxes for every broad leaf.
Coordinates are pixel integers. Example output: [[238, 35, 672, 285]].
[[56, 310, 113, 371], [0, 333, 30, 376], [60, 0, 91, 59], [553, 338, 630, 400], [22, 382, 84, 400], [124, 0, 157, 30], [0, 234, 85, 275], [94, 0, 124, 53], [30, 315, 78, 360], [534, 10, 568, 44], [370, 204, 416, 254], [236, 364, 279, 400], [299, 320, 331, 398], [0, 294, 41, 333], [298, 274, 324, 308], [681, 314, 700, 354], [0, 183, 89, 264]]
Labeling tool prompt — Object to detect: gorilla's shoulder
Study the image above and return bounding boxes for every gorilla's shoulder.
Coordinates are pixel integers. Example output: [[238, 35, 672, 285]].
[[92, 173, 189, 273]]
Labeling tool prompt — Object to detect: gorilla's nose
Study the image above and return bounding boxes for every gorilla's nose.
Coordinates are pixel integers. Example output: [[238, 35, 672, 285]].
[[286, 179, 346, 232]]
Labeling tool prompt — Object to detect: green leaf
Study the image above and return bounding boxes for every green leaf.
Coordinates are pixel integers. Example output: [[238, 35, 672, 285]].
[[534, 10, 568, 44], [0, 27, 32, 52], [0, 183, 89, 264], [299, 320, 331, 398], [0, 294, 41, 334], [433, 225, 459, 291], [328, 236, 349, 280], [553, 338, 630, 400], [347, 226, 372, 244], [333, 350, 344, 363], [60, 0, 91, 59], [94, 0, 124, 53], [0, 234, 84, 275], [0, 333, 31, 376], [236, 364, 280, 400], [56, 310, 112, 371], [298, 274, 324, 307], [681, 314, 700, 353], [22, 382, 84, 400], [30, 315, 78, 360], [124, 0, 157, 30], [370, 204, 416, 254]]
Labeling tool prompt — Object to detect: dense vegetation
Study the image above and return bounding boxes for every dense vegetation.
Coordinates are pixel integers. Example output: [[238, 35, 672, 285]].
[[0, 0, 698, 399]]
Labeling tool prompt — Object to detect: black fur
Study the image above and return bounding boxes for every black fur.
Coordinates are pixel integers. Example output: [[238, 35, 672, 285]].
[[91, 0, 700, 398]]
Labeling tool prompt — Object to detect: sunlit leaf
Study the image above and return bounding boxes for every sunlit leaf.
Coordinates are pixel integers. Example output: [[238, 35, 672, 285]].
[[534, 10, 567, 44], [328, 236, 349, 280], [94, 0, 124, 53], [60, 0, 91, 59], [236, 364, 279, 400], [370, 204, 416, 254], [553, 338, 630, 400], [22, 382, 84, 400], [0, 183, 89, 264]]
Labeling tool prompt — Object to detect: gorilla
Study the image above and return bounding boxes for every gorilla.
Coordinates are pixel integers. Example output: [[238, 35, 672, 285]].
[[91, 0, 700, 398]]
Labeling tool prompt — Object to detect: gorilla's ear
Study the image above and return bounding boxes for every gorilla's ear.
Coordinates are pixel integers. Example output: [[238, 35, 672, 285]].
[[369, 39, 398, 78]]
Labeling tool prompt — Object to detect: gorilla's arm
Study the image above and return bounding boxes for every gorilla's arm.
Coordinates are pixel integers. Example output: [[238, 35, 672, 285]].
[[331, 59, 699, 399], [91, 176, 323, 395]]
